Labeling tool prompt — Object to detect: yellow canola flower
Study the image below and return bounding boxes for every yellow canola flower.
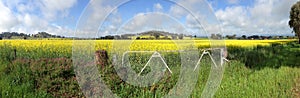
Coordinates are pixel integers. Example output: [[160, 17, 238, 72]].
[[0, 39, 294, 53]]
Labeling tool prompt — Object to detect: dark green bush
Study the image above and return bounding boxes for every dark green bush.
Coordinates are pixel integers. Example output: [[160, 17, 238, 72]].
[[226, 46, 251, 61], [244, 51, 266, 69], [227, 41, 300, 69]]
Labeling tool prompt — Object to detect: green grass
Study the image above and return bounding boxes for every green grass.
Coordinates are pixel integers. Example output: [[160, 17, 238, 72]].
[[214, 61, 300, 98]]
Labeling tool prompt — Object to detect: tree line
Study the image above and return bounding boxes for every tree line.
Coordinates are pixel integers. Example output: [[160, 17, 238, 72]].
[[0, 32, 65, 40], [211, 34, 297, 40]]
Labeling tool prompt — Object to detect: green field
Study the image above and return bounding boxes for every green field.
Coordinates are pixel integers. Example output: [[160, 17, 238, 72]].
[[0, 40, 299, 97]]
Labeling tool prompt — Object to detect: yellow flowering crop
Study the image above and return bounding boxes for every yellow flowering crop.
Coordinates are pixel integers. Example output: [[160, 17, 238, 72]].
[[0, 39, 294, 53]]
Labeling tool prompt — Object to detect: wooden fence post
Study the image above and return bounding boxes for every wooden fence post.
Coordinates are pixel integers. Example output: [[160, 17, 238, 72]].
[[13, 49, 17, 60], [95, 50, 108, 69]]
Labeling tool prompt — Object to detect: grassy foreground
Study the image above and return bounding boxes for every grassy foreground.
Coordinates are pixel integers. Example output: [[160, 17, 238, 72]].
[[0, 40, 299, 97]]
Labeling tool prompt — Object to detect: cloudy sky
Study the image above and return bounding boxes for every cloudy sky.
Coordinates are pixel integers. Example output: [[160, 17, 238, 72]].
[[0, 0, 298, 37]]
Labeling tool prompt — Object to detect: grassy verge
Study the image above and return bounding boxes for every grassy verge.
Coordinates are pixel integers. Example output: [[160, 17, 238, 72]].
[[214, 61, 300, 97]]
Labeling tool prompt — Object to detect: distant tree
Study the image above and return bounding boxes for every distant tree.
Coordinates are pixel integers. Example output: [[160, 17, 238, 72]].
[[260, 36, 268, 40], [268, 36, 272, 39], [287, 36, 293, 39], [226, 34, 236, 39], [194, 35, 197, 38], [233, 34, 237, 39], [289, 1, 300, 44], [7, 36, 12, 39], [136, 37, 141, 40], [154, 34, 160, 39], [51, 35, 56, 38], [242, 35, 247, 39], [225, 35, 229, 39], [178, 34, 184, 39], [248, 35, 260, 40], [0, 37, 2, 40]]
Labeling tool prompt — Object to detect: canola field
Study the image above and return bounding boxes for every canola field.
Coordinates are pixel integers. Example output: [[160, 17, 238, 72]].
[[0, 39, 293, 52], [0, 39, 293, 58]]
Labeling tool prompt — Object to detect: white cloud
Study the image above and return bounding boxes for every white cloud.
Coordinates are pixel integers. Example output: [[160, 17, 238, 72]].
[[169, 0, 203, 19], [215, 0, 298, 35], [75, 0, 125, 37], [216, 6, 249, 28], [40, 0, 77, 20], [0, 1, 18, 32], [0, 0, 77, 35], [170, 0, 222, 35], [120, 12, 187, 34], [169, 0, 297, 35], [23, 14, 48, 29], [122, 13, 165, 33], [154, 3, 163, 12]]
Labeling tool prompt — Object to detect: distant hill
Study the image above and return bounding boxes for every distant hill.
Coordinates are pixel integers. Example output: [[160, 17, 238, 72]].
[[0, 32, 65, 40], [108, 30, 193, 40]]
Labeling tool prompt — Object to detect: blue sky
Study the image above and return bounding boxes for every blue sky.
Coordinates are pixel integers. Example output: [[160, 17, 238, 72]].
[[208, 0, 254, 10], [0, 0, 298, 37]]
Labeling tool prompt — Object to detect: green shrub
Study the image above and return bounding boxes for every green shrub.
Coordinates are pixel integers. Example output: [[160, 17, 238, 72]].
[[244, 51, 266, 69], [227, 41, 300, 69]]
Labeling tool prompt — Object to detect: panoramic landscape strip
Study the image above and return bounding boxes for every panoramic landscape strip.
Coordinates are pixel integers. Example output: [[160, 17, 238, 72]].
[[0, 0, 300, 97]]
